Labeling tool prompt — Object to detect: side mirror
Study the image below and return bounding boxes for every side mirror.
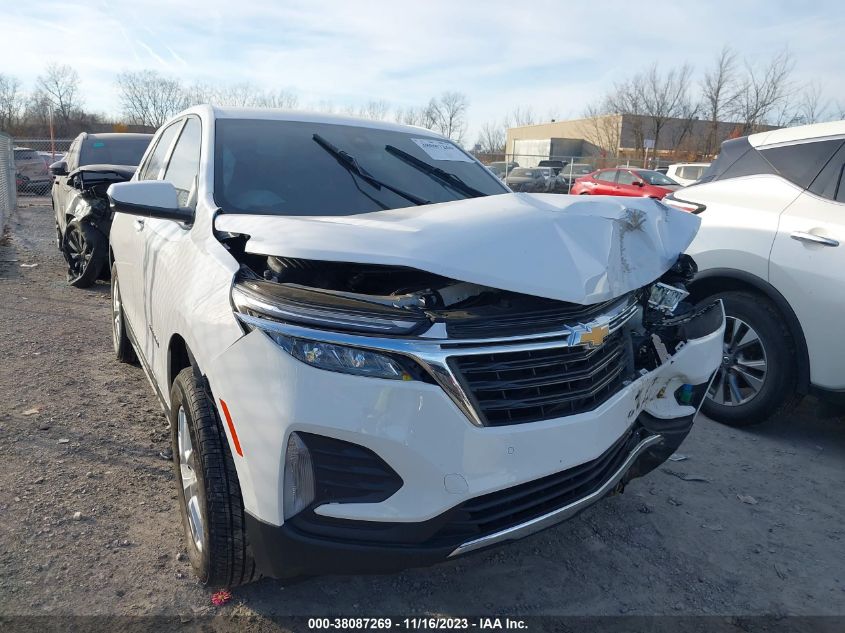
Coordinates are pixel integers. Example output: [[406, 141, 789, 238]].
[[632, 180, 644, 187], [50, 161, 68, 176], [107, 181, 194, 223]]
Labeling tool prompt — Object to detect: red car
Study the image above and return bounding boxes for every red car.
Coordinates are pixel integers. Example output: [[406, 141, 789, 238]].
[[570, 168, 682, 199]]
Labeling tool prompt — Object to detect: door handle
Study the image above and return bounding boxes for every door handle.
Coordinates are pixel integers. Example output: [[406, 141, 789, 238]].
[[134, 218, 145, 231], [790, 231, 839, 247]]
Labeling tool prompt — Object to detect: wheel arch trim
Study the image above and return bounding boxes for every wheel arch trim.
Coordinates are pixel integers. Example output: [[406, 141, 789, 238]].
[[688, 268, 810, 394]]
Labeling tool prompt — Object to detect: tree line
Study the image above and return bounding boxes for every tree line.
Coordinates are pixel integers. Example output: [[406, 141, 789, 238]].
[[1, 49, 843, 154], [0, 65, 470, 143], [476, 47, 842, 159]]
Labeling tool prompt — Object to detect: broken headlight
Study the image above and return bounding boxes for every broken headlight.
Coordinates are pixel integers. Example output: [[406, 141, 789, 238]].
[[648, 282, 689, 315], [231, 277, 428, 335]]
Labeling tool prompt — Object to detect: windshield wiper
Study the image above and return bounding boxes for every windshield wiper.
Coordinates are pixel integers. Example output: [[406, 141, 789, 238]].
[[312, 134, 429, 206], [385, 144, 486, 198]]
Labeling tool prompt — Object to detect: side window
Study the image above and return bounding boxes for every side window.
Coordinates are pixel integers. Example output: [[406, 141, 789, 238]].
[[808, 143, 845, 203], [617, 171, 637, 185], [139, 121, 183, 181], [760, 139, 844, 190], [163, 117, 202, 209], [596, 170, 617, 183]]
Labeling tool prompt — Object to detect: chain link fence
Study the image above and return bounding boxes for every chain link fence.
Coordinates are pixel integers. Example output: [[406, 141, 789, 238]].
[[9, 138, 73, 198], [476, 152, 680, 193], [1, 132, 17, 235]]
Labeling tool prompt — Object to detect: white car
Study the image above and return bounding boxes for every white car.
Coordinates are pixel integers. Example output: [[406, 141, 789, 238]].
[[107, 105, 723, 585], [665, 163, 710, 187], [666, 120, 845, 426]]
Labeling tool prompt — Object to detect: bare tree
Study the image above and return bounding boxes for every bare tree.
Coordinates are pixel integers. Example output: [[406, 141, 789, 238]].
[[506, 106, 537, 128], [476, 120, 506, 155], [36, 64, 82, 130], [357, 100, 390, 120], [605, 78, 646, 153], [701, 46, 738, 155], [0, 73, 24, 132], [426, 91, 469, 143], [635, 63, 695, 156], [582, 99, 623, 155], [797, 82, 828, 125], [254, 89, 298, 109], [731, 49, 794, 133], [117, 70, 185, 127]]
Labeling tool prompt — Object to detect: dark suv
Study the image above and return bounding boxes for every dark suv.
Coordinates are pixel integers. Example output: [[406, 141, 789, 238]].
[[51, 132, 152, 287]]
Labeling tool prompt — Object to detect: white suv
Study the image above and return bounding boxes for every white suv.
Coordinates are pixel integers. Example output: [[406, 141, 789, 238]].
[[665, 162, 710, 187], [107, 105, 723, 585], [666, 120, 845, 426]]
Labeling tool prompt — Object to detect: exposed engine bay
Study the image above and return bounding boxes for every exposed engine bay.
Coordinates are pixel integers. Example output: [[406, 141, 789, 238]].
[[226, 230, 718, 370]]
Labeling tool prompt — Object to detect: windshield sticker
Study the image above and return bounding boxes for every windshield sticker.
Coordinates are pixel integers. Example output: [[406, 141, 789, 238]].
[[411, 138, 473, 162]]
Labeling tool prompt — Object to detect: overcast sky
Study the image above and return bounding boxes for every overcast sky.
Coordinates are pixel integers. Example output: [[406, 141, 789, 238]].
[[3, 0, 844, 141]]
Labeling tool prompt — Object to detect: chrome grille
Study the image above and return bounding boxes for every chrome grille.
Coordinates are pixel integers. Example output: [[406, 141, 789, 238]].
[[450, 330, 628, 425]]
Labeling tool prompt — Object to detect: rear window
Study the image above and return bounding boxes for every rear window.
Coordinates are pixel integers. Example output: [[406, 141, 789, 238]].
[[699, 137, 777, 184], [214, 119, 507, 216], [678, 165, 705, 180], [79, 136, 152, 167], [759, 139, 845, 190], [14, 149, 38, 160]]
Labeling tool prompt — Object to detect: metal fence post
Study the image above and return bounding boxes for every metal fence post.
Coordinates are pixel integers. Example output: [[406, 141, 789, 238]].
[[0, 132, 16, 236]]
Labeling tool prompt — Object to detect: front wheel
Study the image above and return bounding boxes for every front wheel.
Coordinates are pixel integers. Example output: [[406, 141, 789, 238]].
[[701, 291, 800, 426], [62, 219, 107, 288], [170, 367, 257, 587], [110, 264, 136, 363]]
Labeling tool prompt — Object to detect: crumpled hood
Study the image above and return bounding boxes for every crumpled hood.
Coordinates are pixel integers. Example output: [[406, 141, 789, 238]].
[[214, 193, 700, 304]]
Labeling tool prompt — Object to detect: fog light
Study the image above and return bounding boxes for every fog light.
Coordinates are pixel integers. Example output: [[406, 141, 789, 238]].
[[283, 432, 315, 520]]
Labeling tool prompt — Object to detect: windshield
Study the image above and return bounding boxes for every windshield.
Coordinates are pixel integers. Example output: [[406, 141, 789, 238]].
[[14, 149, 38, 161], [565, 164, 592, 175], [635, 170, 679, 186], [509, 168, 547, 178], [214, 120, 506, 215], [79, 136, 152, 167]]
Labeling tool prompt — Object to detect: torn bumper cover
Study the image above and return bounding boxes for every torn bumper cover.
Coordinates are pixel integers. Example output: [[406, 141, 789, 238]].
[[208, 290, 724, 578]]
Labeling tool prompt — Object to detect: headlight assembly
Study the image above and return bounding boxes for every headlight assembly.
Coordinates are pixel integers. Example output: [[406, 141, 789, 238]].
[[271, 334, 414, 381]]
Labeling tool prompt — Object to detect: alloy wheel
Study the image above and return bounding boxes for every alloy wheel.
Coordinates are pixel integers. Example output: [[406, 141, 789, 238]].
[[66, 227, 92, 277], [707, 316, 768, 406], [177, 406, 205, 553]]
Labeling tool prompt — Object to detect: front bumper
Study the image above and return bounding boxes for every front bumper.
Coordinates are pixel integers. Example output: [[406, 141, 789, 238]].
[[244, 418, 684, 578], [206, 301, 724, 578]]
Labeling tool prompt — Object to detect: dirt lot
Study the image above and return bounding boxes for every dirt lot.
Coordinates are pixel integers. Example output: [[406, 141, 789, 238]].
[[1, 198, 844, 629]]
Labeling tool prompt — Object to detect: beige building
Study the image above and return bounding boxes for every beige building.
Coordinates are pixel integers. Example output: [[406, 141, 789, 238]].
[[505, 114, 775, 167]]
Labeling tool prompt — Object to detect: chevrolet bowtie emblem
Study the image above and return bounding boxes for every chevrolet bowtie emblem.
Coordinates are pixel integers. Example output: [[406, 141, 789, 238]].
[[575, 323, 610, 348]]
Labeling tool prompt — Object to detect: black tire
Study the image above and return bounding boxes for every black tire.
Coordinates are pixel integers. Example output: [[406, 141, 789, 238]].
[[170, 367, 257, 587], [110, 264, 136, 364], [701, 291, 800, 426], [62, 219, 107, 288]]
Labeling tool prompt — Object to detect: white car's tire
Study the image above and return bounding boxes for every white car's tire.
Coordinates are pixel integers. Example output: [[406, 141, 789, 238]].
[[170, 367, 257, 587], [701, 291, 800, 426]]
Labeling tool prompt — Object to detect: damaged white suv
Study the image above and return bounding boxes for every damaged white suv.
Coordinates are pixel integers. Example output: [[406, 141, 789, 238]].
[[107, 106, 724, 586]]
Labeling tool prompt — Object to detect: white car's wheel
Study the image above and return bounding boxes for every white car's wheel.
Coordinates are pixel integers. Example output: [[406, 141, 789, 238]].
[[701, 291, 800, 426]]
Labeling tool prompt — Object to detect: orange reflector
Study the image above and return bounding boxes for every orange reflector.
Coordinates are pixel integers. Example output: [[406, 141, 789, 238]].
[[219, 399, 243, 457]]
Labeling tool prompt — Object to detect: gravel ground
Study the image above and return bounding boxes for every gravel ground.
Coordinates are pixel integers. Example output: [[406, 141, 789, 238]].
[[1, 198, 844, 629]]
